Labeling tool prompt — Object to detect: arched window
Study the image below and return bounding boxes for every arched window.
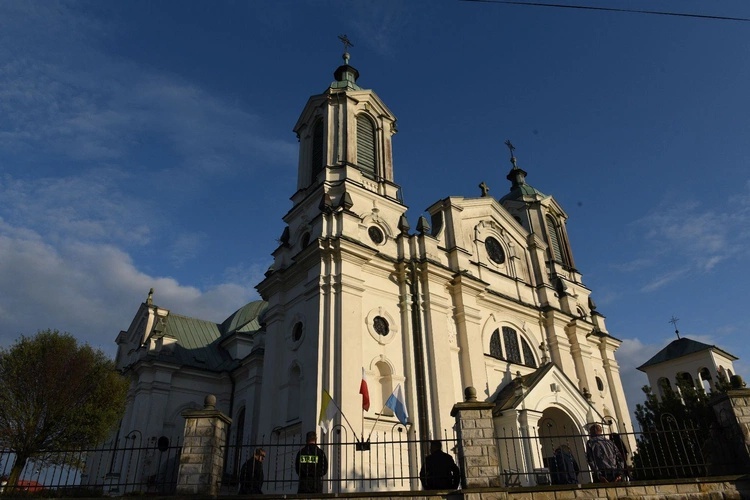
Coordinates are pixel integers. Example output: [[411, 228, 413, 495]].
[[503, 327, 521, 364], [545, 215, 564, 264], [356, 115, 376, 179], [676, 372, 694, 390], [521, 337, 537, 368], [233, 407, 246, 476], [287, 365, 301, 421], [699, 367, 712, 393], [376, 361, 393, 416], [311, 119, 324, 182], [657, 377, 672, 398], [489, 329, 504, 359]]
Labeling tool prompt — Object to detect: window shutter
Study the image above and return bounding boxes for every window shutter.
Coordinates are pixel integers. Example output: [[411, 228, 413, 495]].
[[311, 119, 324, 181], [356, 115, 376, 178], [546, 215, 564, 263]]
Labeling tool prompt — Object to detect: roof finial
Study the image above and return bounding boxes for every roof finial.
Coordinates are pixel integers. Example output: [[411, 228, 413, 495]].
[[504, 139, 518, 168], [147, 288, 154, 305], [338, 34, 353, 65], [479, 181, 490, 197], [669, 315, 680, 339]]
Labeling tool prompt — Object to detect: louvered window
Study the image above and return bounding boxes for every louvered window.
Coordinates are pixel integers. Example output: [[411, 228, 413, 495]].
[[311, 119, 324, 181], [489, 329, 504, 359], [503, 327, 521, 364], [546, 215, 564, 263], [356, 115, 376, 178]]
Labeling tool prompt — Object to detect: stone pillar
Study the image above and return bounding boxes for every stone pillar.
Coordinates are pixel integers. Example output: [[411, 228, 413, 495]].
[[451, 386, 501, 488], [710, 377, 750, 474], [176, 395, 232, 496]]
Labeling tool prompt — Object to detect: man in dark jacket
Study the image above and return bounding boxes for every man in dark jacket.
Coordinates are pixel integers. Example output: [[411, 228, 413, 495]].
[[419, 440, 461, 490], [239, 448, 265, 494], [295, 431, 327, 494], [551, 445, 579, 484], [586, 424, 624, 482]]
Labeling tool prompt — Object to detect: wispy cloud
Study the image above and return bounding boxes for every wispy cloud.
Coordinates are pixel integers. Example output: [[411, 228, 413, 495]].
[[629, 188, 750, 291]]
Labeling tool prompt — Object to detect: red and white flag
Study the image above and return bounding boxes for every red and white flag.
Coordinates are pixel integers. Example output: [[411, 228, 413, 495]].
[[359, 367, 370, 411]]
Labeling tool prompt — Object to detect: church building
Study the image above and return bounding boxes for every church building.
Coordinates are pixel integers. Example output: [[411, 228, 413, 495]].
[[105, 47, 634, 492]]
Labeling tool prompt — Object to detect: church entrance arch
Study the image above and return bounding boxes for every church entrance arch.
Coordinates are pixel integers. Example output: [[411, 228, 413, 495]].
[[537, 407, 588, 484]]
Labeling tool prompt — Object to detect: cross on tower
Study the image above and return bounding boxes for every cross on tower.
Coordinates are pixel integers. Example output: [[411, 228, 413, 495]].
[[338, 34, 354, 51], [669, 315, 680, 339], [504, 139, 515, 158], [479, 181, 490, 197]]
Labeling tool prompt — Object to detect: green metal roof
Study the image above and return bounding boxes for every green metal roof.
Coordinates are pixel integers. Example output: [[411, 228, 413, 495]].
[[221, 300, 268, 335], [157, 313, 236, 372], [637, 337, 738, 371]]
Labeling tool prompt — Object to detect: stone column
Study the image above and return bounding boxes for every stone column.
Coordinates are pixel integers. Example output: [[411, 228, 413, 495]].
[[176, 395, 232, 496], [451, 386, 501, 488], [709, 376, 750, 474]]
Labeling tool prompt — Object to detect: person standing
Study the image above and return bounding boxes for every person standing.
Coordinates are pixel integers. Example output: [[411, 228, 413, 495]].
[[552, 445, 580, 484], [295, 431, 327, 494], [239, 447, 265, 494], [586, 424, 624, 482], [419, 440, 461, 490]]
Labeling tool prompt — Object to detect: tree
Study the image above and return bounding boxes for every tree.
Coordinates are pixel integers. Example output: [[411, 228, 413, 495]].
[[632, 381, 721, 480], [0, 330, 129, 487]]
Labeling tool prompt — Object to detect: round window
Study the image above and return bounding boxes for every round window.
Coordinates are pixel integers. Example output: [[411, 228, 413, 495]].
[[300, 232, 311, 248], [292, 322, 303, 342], [368, 226, 384, 244], [485, 237, 505, 264], [373, 316, 389, 336], [596, 376, 605, 392]]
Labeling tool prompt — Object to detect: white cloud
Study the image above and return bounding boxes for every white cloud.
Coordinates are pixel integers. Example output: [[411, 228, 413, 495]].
[[0, 219, 259, 356]]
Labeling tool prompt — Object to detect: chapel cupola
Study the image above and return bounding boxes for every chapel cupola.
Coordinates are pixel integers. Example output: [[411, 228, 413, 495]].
[[292, 37, 399, 201], [498, 140, 577, 274]]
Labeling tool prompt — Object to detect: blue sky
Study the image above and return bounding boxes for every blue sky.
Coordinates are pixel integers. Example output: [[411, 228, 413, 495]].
[[2, 0, 749, 419]]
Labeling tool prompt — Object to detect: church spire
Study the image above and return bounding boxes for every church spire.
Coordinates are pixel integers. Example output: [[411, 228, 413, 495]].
[[504, 139, 528, 189], [332, 34, 360, 90]]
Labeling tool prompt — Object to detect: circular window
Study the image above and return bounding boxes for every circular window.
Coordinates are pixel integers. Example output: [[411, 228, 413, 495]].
[[485, 237, 505, 264], [292, 322, 303, 342], [368, 226, 384, 244], [596, 376, 605, 392], [300, 232, 311, 248], [373, 316, 389, 336]]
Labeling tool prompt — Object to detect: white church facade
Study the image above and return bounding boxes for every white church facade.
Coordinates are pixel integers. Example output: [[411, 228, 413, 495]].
[[103, 49, 634, 493]]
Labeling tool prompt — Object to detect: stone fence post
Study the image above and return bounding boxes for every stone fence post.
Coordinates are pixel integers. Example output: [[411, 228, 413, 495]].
[[176, 394, 232, 496], [710, 376, 750, 474], [451, 386, 501, 488]]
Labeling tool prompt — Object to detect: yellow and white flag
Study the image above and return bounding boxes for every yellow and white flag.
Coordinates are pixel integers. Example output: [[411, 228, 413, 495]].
[[318, 389, 339, 434]]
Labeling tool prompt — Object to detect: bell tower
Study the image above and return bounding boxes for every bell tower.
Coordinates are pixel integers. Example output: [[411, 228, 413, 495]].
[[293, 38, 398, 198], [256, 39, 412, 459]]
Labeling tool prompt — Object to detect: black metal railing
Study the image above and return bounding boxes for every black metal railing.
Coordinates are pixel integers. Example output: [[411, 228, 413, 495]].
[[224, 425, 457, 494], [0, 434, 182, 497], [495, 416, 742, 487], [0, 418, 743, 496]]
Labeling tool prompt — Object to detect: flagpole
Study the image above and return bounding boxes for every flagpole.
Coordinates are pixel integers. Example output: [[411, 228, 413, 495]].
[[366, 403, 389, 441], [327, 394, 360, 441]]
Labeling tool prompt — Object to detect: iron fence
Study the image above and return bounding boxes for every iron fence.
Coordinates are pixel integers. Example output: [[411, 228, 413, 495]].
[[0, 417, 744, 496], [225, 424, 457, 494], [496, 415, 743, 487], [0, 434, 182, 497]]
